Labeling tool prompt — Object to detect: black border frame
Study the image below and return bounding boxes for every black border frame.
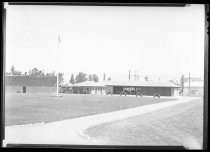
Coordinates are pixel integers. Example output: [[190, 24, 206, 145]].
[[1, 2, 208, 150], [1, 2, 6, 148], [203, 4, 208, 150], [8, 2, 188, 7]]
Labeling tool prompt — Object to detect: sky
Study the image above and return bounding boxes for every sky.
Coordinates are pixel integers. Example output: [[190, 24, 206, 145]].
[[5, 4, 205, 83]]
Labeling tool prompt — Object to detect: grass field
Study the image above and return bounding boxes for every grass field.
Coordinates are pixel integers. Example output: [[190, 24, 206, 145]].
[[5, 93, 176, 126], [84, 98, 203, 147]]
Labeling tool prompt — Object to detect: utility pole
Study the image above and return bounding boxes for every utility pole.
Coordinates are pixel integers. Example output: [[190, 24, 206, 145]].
[[188, 73, 191, 96], [128, 69, 131, 81], [181, 74, 184, 96]]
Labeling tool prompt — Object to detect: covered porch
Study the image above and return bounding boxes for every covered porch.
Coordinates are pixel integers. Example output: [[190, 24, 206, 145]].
[[72, 81, 106, 94]]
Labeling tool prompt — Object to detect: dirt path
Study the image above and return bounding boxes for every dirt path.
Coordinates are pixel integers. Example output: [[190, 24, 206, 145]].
[[3, 96, 201, 146]]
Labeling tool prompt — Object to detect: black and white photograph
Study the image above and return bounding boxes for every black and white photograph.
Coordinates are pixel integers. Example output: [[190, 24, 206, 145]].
[[2, 3, 208, 149]]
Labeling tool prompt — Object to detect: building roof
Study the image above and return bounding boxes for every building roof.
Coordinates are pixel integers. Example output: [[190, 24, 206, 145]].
[[103, 81, 180, 88], [72, 80, 179, 88], [5, 76, 57, 87], [73, 81, 105, 87], [63, 83, 73, 87]]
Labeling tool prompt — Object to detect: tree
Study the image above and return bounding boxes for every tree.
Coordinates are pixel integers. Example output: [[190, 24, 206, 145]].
[[88, 74, 93, 81], [107, 77, 111, 81], [10, 65, 15, 75], [31, 68, 38, 76], [10, 65, 22, 75], [69, 74, 75, 84], [29, 70, 32, 76], [41, 71, 45, 76], [46, 71, 56, 77], [28, 68, 45, 76], [31, 68, 40, 76], [58, 73, 64, 86], [75, 72, 87, 83], [103, 73, 106, 81], [15, 71, 22, 75], [92, 74, 99, 82], [144, 76, 149, 81]]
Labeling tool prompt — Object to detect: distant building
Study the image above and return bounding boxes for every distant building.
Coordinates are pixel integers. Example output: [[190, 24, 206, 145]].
[[183, 77, 203, 96], [104, 81, 180, 96], [5, 75, 57, 94]]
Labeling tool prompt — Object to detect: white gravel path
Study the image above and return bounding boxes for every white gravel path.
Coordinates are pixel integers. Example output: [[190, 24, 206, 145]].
[[3, 96, 201, 147]]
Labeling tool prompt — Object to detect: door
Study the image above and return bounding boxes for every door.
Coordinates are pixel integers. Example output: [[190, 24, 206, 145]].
[[23, 86, 26, 93]]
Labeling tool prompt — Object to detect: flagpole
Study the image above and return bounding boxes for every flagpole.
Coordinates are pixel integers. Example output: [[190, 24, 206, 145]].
[[56, 30, 61, 97], [56, 35, 59, 97]]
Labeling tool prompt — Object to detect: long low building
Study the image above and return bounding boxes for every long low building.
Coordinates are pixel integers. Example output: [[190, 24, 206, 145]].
[[5, 75, 57, 93], [72, 80, 180, 96], [104, 81, 180, 96]]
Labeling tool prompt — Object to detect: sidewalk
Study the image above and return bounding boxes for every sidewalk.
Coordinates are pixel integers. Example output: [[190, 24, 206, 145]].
[[3, 96, 201, 146]]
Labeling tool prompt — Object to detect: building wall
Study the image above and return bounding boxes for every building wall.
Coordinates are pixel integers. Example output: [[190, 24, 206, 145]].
[[171, 88, 180, 96], [109, 86, 174, 96], [113, 86, 123, 94], [72, 87, 79, 94], [72, 87, 89, 94], [140, 87, 172, 96], [27, 86, 57, 93], [60, 87, 73, 93], [183, 87, 203, 96], [72, 87, 106, 94], [5, 86, 23, 93], [90, 87, 106, 94], [105, 86, 114, 94], [5, 86, 56, 94]]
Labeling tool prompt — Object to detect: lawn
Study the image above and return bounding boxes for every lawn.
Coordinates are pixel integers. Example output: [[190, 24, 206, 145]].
[[5, 93, 176, 126], [84, 98, 203, 147]]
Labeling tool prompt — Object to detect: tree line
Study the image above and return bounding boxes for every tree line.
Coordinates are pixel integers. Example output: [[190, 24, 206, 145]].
[[7, 65, 59, 77], [6, 66, 112, 85], [69, 72, 111, 84], [7, 65, 64, 86]]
